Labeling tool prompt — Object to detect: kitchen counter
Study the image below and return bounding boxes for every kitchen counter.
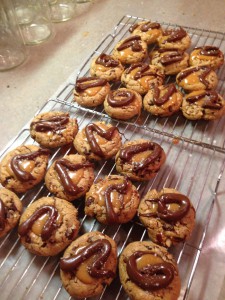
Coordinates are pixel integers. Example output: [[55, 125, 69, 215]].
[[0, 1, 225, 300]]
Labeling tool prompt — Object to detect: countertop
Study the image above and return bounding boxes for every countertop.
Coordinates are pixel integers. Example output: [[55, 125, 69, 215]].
[[1, 1, 225, 300]]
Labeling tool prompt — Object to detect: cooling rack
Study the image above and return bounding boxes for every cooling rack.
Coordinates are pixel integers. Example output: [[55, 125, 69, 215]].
[[1, 15, 225, 300]]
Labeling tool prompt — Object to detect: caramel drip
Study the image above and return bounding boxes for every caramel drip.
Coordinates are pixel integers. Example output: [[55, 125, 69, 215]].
[[177, 66, 211, 87], [196, 46, 220, 56], [60, 239, 115, 278], [18, 205, 58, 241], [153, 84, 177, 106], [119, 142, 162, 171], [10, 148, 50, 182], [85, 123, 117, 157], [186, 90, 222, 110], [126, 251, 174, 290], [140, 22, 161, 32], [164, 27, 187, 42], [96, 53, 119, 67], [117, 35, 143, 52], [104, 177, 129, 223], [75, 77, 107, 93], [107, 90, 134, 107], [55, 158, 93, 195], [125, 63, 158, 79], [0, 199, 6, 231], [31, 114, 69, 133], [160, 50, 184, 65]]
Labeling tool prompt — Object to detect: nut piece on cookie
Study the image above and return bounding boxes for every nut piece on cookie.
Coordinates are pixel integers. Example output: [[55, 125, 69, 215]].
[[189, 46, 224, 70], [73, 122, 122, 161], [182, 89, 225, 121], [143, 83, 183, 117], [157, 27, 191, 51], [150, 48, 189, 75], [129, 20, 163, 45], [138, 188, 196, 247], [104, 88, 142, 120], [45, 154, 94, 202], [74, 77, 110, 107], [176, 65, 218, 91], [90, 53, 124, 82], [0, 188, 23, 238], [0, 145, 50, 193], [121, 63, 165, 95], [115, 139, 166, 181], [85, 175, 140, 224], [18, 197, 80, 256], [30, 111, 78, 149], [60, 231, 117, 299], [112, 35, 148, 65], [119, 241, 181, 300]]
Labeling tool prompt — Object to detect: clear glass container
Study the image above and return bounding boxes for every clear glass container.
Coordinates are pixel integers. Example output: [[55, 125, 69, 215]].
[[49, 0, 77, 22]]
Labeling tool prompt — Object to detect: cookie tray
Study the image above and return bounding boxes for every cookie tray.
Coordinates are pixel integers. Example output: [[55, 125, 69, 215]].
[[1, 15, 225, 300]]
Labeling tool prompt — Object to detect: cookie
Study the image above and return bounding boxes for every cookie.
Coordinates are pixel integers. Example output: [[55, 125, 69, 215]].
[[176, 65, 218, 91], [85, 175, 140, 224], [143, 83, 183, 117], [90, 53, 124, 82], [60, 231, 117, 299], [104, 88, 142, 120], [18, 196, 80, 256], [112, 35, 147, 65], [30, 111, 78, 149], [189, 46, 224, 70], [129, 21, 162, 45], [45, 154, 94, 202], [157, 27, 191, 51], [74, 77, 111, 107], [150, 48, 189, 75], [115, 139, 166, 181], [73, 122, 122, 162], [181, 89, 225, 120], [138, 188, 196, 247], [0, 145, 50, 194], [119, 241, 181, 300], [0, 188, 22, 238], [121, 63, 165, 95]]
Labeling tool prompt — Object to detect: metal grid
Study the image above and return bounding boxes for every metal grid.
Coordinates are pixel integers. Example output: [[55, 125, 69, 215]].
[[1, 15, 225, 300]]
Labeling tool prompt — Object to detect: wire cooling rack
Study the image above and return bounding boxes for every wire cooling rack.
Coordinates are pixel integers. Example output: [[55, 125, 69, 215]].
[[1, 15, 225, 300]]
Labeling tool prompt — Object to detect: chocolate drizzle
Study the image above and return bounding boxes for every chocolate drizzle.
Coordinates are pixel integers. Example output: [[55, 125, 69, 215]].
[[85, 123, 118, 157], [107, 90, 134, 107], [96, 53, 119, 67], [164, 27, 187, 43], [140, 21, 161, 32], [117, 35, 143, 52], [153, 84, 177, 106], [55, 158, 93, 196], [18, 205, 58, 241], [159, 50, 184, 65], [10, 148, 50, 182], [126, 251, 174, 290], [125, 63, 159, 80], [186, 90, 222, 110], [119, 142, 162, 171], [196, 46, 220, 57], [31, 114, 69, 133], [60, 239, 115, 278], [0, 199, 6, 231], [75, 77, 107, 93], [177, 66, 212, 88]]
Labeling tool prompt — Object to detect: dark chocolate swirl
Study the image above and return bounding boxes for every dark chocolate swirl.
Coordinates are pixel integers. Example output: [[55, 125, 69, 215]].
[[75, 77, 107, 93], [177, 66, 212, 88], [186, 90, 222, 110], [125, 63, 159, 80], [0, 199, 6, 231], [31, 114, 69, 133], [195, 46, 220, 57], [117, 35, 143, 52], [96, 53, 119, 67], [140, 21, 161, 32], [164, 27, 187, 43], [153, 84, 177, 106], [160, 50, 184, 65], [107, 90, 134, 107]]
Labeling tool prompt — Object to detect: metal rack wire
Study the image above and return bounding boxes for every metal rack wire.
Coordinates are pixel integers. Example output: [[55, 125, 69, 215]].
[[0, 15, 225, 300]]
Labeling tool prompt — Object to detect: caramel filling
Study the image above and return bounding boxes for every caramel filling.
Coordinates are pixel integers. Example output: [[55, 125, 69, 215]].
[[85, 86, 102, 96], [31, 212, 62, 236], [136, 253, 164, 269]]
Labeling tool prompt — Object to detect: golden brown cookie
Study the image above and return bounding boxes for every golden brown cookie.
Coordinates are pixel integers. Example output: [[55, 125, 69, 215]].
[[60, 231, 117, 299], [189, 46, 224, 70], [150, 48, 189, 75], [181, 90, 225, 120], [45, 154, 94, 202], [121, 63, 165, 95], [176, 65, 218, 91], [143, 83, 183, 117], [112, 35, 148, 65], [73, 122, 122, 161], [115, 139, 166, 181], [0, 188, 22, 238], [119, 241, 181, 300], [0, 145, 50, 194], [129, 21, 162, 45], [74, 77, 111, 107], [30, 111, 78, 149], [85, 175, 140, 224], [157, 27, 191, 51], [90, 53, 124, 82], [18, 196, 80, 256], [104, 88, 142, 120], [138, 188, 196, 247]]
